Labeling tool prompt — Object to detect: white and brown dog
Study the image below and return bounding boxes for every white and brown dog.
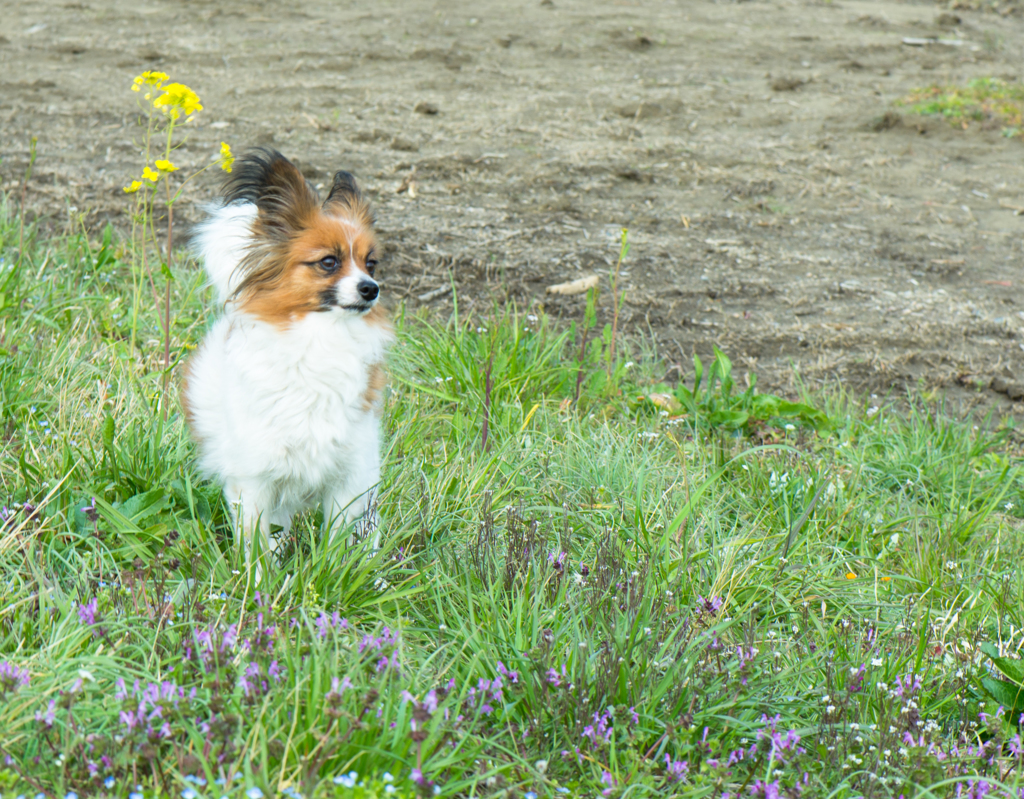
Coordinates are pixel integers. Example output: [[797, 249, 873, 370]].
[[184, 148, 391, 564]]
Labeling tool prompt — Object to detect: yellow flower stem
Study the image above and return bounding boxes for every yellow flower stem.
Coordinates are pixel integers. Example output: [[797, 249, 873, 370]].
[[169, 160, 218, 204], [131, 107, 161, 352], [158, 114, 178, 420], [128, 190, 141, 355], [161, 180, 174, 419]]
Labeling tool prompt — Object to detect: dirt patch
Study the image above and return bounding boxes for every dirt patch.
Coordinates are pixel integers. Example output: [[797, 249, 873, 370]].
[[1, 0, 1023, 417]]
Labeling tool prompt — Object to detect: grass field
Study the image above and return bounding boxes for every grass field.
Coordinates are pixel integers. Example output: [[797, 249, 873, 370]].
[[1, 196, 1024, 799]]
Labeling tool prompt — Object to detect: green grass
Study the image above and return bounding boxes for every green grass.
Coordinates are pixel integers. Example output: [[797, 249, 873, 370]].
[[901, 77, 1024, 138], [1, 196, 1024, 799]]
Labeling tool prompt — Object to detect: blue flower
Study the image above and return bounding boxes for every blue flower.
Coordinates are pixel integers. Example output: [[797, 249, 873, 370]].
[[65, 793, 79, 799], [333, 773, 357, 788], [525, 793, 538, 799], [129, 793, 143, 799], [104, 778, 116, 789], [182, 790, 197, 799], [245, 789, 264, 799]]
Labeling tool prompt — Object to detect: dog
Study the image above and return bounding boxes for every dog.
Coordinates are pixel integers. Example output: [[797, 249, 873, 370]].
[[183, 148, 392, 566]]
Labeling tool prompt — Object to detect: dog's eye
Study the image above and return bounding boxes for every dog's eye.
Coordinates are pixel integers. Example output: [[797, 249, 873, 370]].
[[366, 259, 377, 277], [318, 256, 339, 273]]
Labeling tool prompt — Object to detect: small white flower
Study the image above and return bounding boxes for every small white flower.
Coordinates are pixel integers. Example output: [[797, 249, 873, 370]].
[[784, 424, 795, 431], [871, 658, 883, 667], [535, 760, 548, 773]]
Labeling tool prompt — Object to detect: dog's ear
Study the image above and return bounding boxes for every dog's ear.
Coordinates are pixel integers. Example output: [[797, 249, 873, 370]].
[[222, 148, 319, 239], [324, 170, 362, 210]]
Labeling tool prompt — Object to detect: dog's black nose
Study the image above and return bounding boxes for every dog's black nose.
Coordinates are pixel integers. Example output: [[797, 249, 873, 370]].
[[357, 279, 379, 302]]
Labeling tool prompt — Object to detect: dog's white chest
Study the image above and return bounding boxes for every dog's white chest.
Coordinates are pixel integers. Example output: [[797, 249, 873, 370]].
[[188, 312, 387, 493]]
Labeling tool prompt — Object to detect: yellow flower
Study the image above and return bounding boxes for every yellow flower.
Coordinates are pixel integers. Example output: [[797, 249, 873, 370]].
[[845, 572, 857, 580], [219, 141, 234, 173], [123, 180, 143, 193], [131, 70, 169, 92], [142, 167, 160, 182], [153, 83, 203, 117], [155, 159, 179, 172]]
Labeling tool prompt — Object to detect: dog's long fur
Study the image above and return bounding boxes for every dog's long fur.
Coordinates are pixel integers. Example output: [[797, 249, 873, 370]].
[[184, 148, 392, 562]]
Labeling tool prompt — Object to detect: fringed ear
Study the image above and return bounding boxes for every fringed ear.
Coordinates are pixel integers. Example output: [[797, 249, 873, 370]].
[[324, 170, 362, 210], [222, 147, 319, 241]]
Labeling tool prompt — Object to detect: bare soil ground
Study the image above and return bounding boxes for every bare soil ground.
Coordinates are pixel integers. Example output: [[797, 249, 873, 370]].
[[2, 0, 1023, 416]]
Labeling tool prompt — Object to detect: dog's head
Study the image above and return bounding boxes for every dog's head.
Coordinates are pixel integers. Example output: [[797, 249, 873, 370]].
[[224, 148, 381, 324]]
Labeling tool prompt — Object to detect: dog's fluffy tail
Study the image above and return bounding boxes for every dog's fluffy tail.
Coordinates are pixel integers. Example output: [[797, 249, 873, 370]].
[[193, 202, 258, 305]]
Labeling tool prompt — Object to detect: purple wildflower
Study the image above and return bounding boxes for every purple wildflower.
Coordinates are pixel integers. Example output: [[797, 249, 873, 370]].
[[755, 714, 804, 764], [546, 663, 567, 687], [496, 660, 519, 683], [77, 597, 99, 626], [664, 754, 689, 782], [957, 780, 994, 799], [749, 780, 781, 799], [0, 661, 30, 696], [36, 699, 57, 727], [696, 595, 724, 618], [315, 611, 349, 638], [220, 624, 238, 652], [81, 499, 98, 523], [893, 672, 921, 698]]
